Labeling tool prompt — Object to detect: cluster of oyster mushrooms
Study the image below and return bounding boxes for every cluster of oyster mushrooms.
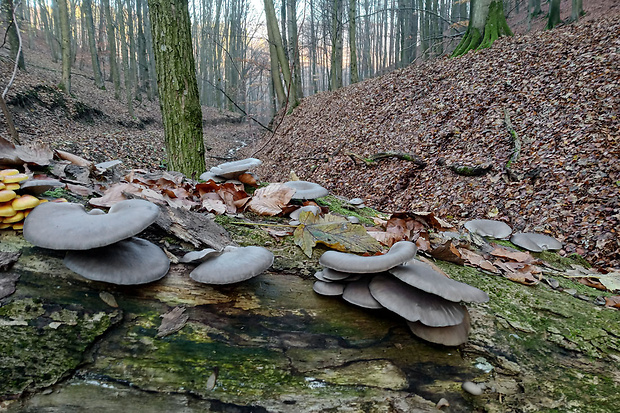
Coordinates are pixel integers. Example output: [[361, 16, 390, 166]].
[[200, 158, 263, 182], [313, 241, 489, 346], [464, 218, 563, 252], [0, 169, 63, 231]]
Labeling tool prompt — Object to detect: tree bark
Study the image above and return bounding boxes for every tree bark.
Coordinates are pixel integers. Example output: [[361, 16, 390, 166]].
[[118, 0, 134, 117], [545, 0, 561, 30], [264, 0, 296, 106], [452, 0, 512, 57], [83, 0, 105, 89], [286, 0, 303, 100], [3, 0, 26, 70], [148, 0, 206, 177], [329, 0, 343, 90], [348, 0, 359, 84], [57, 0, 71, 92], [102, 0, 121, 99], [571, 0, 583, 22]]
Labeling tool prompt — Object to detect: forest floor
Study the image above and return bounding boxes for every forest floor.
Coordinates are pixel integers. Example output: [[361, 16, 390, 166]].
[[0, 0, 618, 271]]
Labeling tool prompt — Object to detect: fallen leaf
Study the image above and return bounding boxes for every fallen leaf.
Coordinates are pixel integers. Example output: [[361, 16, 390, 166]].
[[490, 246, 533, 263], [55, 149, 94, 168], [604, 296, 620, 309], [246, 183, 295, 216], [459, 248, 499, 274], [597, 272, 620, 292], [238, 172, 258, 186], [89, 182, 143, 207], [430, 240, 465, 265], [201, 192, 227, 214], [157, 306, 190, 338], [293, 211, 382, 257]]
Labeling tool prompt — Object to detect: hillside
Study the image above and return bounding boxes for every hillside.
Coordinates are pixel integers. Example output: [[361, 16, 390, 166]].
[[247, 14, 620, 268]]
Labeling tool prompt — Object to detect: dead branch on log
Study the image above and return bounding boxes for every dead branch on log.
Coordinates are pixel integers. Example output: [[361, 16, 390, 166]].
[[504, 108, 521, 167]]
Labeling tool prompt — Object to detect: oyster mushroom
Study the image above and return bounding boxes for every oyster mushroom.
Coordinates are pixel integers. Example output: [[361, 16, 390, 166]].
[[343, 277, 383, 309], [390, 260, 489, 303], [179, 248, 222, 263], [510, 232, 562, 252], [283, 181, 329, 200], [23, 199, 160, 250], [407, 308, 471, 346], [290, 205, 321, 220], [464, 219, 512, 239], [368, 274, 466, 327], [64, 237, 170, 285], [19, 179, 64, 195], [209, 158, 262, 179], [190, 245, 274, 284], [313, 280, 345, 296], [319, 241, 417, 273]]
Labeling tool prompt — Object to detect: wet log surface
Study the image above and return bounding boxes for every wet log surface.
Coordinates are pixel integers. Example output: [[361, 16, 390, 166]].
[[1, 226, 619, 412]]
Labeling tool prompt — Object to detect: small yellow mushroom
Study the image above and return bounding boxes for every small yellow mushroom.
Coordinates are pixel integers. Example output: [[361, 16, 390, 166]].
[[4, 183, 20, 191], [0, 189, 17, 203], [3, 173, 28, 184], [3, 211, 24, 223], [12, 194, 40, 211], [0, 169, 19, 177], [0, 182, 5, 190], [0, 223, 11, 229], [12, 222, 24, 230], [0, 203, 16, 217]]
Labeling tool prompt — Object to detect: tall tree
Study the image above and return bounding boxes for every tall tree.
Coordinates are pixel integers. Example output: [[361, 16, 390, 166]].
[[3, 0, 25, 70], [148, 0, 206, 176], [57, 0, 71, 92], [83, 0, 105, 89], [451, 0, 512, 57], [571, 0, 583, 22], [546, 0, 561, 30], [286, 0, 303, 100], [264, 0, 296, 106], [118, 0, 134, 117], [348, 0, 358, 84], [329, 0, 343, 90], [102, 0, 121, 99]]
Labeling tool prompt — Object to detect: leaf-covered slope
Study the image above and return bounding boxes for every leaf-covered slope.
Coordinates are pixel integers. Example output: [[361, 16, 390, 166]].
[[249, 15, 620, 268]]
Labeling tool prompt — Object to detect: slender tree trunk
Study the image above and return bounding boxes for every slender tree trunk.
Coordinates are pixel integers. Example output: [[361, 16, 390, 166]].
[[264, 0, 295, 105], [126, 0, 139, 101], [57, 0, 71, 92], [309, 0, 318, 94], [529, 0, 541, 16], [102, 0, 121, 99], [135, 0, 149, 96], [571, 0, 583, 21], [118, 0, 134, 117], [545, 0, 561, 29], [142, 0, 157, 99], [83, 0, 105, 88], [329, 0, 343, 90], [3, 0, 26, 70], [147, 0, 206, 176], [286, 0, 303, 100], [348, 0, 358, 84]]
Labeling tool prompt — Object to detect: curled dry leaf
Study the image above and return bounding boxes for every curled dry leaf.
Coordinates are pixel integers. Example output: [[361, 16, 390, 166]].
[[54, 149, 94, 168], [604, 296, 620, 309], [246, 183, 295, 216], [490, 246, 533, 263], [89, 182, 143, 207], [458, 248, 499, 274]]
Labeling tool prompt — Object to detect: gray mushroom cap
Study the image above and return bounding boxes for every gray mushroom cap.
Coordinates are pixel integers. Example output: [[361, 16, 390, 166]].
[[23, 199, 160, 250], [407, 308, 471, 346], [64, 237, 170, 285], [322, 267, 353, 281], [313, 280, 345, 296], [199, 171, 226, 182], [319, 241, 417, 273], [19, 179, 64, 195], [283, 181, 329, 200], [349, 198, 365, 206], [343, 277, 383, 309], [510, 232, 562, 252], [190, 245, 273, 284], [179, 248, 222, 264], [209, 158, 262, 179], [290, 205, 321, 220], [369, 274, 466, 327], [390, 260, 489, 303], [464, 219, 512, 239]]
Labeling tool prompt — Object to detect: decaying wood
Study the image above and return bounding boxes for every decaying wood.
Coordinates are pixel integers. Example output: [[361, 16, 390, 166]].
[[154, 205, 233, 250], [0, 252, 21, 272], [449, 162, 493, 176], [0, 94, 20, 145], [504, 108, 521, 167]]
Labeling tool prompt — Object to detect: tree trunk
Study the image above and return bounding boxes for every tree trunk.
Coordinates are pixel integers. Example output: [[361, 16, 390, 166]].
[[142, 0, 157, 99], [348, 0, 359, 84], [3, 0, 26, 70], [118, 0, 134, 117], [102, 0, 121, 99], [57, 0, 71, 92], [329, 0, 343, 90], [571, 0, 583, 21], [147, 0, 206, 177], [136, 0, 150, 97], [286, 0, 303, 101], [126, 0, 139, 102], [83, 0, 105, 89], [546, 0, 561, 30], [309, 0, 318, 94], [529, 0, 541, 16], [452, 0, 513, 57], [264, 0, 296, 106]]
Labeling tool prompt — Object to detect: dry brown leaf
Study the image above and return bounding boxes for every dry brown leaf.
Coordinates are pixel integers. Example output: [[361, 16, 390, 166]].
[[459, 248, 500, 274], [89, 183, 143, 207], [246, 183, 295, 216], [201, 192, 227, 214], [576, 277, 607, 291], [604, 296, 620, 309], [55, 149, 94, 168], [490, 246, 533, 263], [430, 240, 465, 265], [238, 172, 258, 186]]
